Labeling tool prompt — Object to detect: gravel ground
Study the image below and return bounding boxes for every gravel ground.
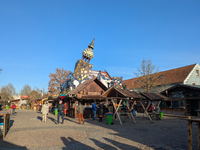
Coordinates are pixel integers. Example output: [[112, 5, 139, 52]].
[[0, 109, 198, 150]]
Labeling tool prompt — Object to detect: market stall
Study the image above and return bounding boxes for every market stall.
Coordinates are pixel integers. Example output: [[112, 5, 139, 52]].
[[64, 78, 108, 118], [140, 92, 169, 121], [0, 110, 10, 139], [101, 86, 146, 125]]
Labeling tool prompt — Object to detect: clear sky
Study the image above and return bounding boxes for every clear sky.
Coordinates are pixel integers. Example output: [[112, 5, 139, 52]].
[[0, 0, 200, 93]]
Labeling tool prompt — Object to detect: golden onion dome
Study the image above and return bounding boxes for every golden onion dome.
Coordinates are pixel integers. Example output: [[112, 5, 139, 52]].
[[82, 37, 95, 59], [82, 47, 94, 59]]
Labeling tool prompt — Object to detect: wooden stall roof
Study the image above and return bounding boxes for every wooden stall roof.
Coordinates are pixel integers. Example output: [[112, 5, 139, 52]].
[[140, 92, 169, 101], [81, 95, 105, 99], [101, 86, 145, 99], [68, 78, 107, 97], [160, 83, 200, 94], [10, 99, 21, 102]]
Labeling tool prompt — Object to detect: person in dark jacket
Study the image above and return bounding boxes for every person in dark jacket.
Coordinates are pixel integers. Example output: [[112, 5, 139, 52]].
[[92, 101, 97, 121], [98, 102, 105, 122], [57, 100, 65, 124]]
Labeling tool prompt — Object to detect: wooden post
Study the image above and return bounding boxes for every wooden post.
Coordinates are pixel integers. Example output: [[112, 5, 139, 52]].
[[187, 120, 193, 150], [3, 114, 6, 139], [112, 99, 122, 125], [198, 122, 200, 150], [123, 100, 136, 123], [140, 101, 152, 121], [74, 100, 77, 118], [7, 113, 10, 130], [158, 101, 161, 106], [113, 99, 122, 119], [143, 101, 151, 117]]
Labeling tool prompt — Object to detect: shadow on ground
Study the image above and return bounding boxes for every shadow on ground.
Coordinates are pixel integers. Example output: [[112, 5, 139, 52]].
[[37, 116, 42, 121], [81, 113, 191, 150], [0, 140, 27, 149], [48, 116, 57, 124], [61, 137, 95, 150]]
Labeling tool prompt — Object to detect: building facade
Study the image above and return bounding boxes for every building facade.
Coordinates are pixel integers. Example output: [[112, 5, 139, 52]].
[[123, 63, 200, 93]]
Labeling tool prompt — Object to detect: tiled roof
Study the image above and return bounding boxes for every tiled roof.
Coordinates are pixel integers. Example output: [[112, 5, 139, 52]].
[[115, 88, 146, 99], [102, 86, 145, 99], [140, 92, 169, 101], [123, 64, 196, 90]]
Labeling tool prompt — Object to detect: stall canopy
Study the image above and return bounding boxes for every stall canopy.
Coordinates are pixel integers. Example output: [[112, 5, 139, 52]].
[[140, 92, 169, 101], [102, 86, 145, 99], [140, 92, 169, 121], [101, 86, 146, 125]]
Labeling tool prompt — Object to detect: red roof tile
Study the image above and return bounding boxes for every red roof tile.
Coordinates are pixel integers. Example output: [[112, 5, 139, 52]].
[[123, 64, 196, 90]]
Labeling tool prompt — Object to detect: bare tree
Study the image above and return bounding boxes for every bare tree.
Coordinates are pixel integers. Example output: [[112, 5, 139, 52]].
[[0, 83, 16, 106], [30, 87, 42, 99], [48, 68, 71, 95], [20, 84, 32, 96], [134, 58, 159, 93]]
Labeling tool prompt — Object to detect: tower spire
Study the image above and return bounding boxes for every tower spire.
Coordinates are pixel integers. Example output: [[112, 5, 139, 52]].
[[88, 37, 95, 49]]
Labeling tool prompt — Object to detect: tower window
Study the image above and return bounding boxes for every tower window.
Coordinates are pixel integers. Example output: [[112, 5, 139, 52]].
[[192, 82, 196, 85]]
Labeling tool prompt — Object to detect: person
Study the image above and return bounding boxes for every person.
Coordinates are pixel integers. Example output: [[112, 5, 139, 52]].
[[98, 102, 105, 122], [57, 100, 65, 124], [148, 103, 155, 112], [0, 103, 2, 111], [64, 103, 67, 116], [11, 103, 16, 114], [108, 102, 113, 112], [41, 101, 49, 123], [77, 102, 85, 124], [39, 104, 42, 112], [92, 100, 97, 121], [155, 104, 161, 120], [133, 103, 137, 116]]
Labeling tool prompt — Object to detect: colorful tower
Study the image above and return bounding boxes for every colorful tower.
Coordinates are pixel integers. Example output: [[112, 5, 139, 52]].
[[72, 38, 95, 86]]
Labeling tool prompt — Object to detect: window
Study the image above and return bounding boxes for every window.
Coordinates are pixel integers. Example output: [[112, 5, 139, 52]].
[[179, 100, 184, 107], [172, 101, 179, 108], [135, 80, 138, 83], [159, 75, 163, 79], [166, 101, 171, 108], [192, 82, 196, 85], [196, 70, 199, 76]]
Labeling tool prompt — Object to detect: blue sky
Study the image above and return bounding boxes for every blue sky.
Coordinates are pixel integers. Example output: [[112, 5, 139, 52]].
[[0, 0, 200, 93]]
